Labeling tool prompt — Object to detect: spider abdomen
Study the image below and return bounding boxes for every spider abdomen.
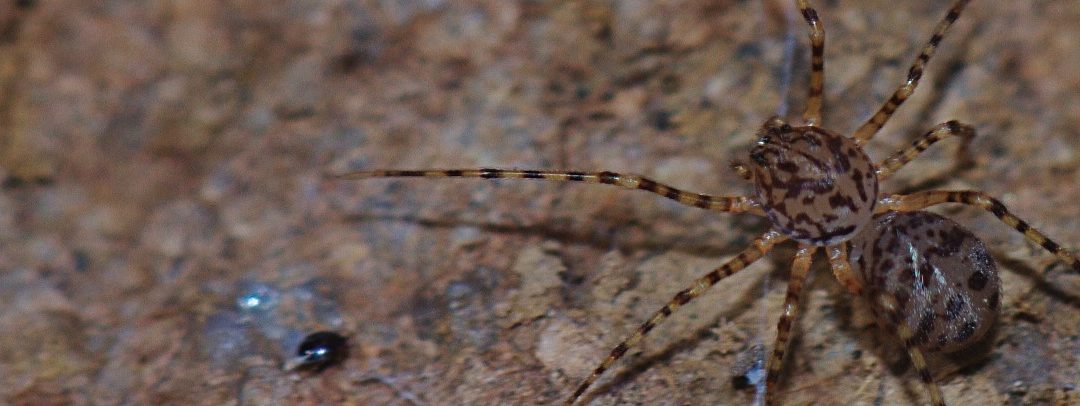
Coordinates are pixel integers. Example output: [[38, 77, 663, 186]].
[[848, 211, 1001, 353], [750, 122, 878, 245]]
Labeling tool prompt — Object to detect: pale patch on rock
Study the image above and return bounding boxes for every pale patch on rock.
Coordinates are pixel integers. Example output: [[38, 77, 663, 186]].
[[535, 318, 601, 379], [497, 245, 565, 327]]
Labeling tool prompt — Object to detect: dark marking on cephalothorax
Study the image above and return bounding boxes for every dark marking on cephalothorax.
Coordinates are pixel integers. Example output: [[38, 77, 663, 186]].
[[852, 169, 867, 201], [827, 193, 857, 210]]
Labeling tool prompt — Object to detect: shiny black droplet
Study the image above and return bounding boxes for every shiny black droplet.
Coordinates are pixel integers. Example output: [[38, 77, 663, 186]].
[[293, 331, 348, 372]]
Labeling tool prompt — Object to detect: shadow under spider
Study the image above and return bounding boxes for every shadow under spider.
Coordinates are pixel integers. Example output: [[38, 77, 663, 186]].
[[879, 17, 978, 195], [577, 250, 802, 404], [814, 246, 1078, 404], [346, 210, 783, 401], [898, 18, 980, 142], [994, 252, 1080, 309], [344, 212, 767, 259]]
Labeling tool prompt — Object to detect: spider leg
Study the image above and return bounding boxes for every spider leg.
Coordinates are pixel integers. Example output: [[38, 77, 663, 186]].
[[330, 168, 764, 215], [852, 0, 971, 145], [834, 235, 947, 405], [565, 231, 788, 405], [764, 245, 816, 404], [731, 161, 754, 181], [878, 191, 1080, 272], [826, 244, 864, 296], [875, 121, 976, 181], [797, 0, 825, 126], [877, 293, 947, 406]]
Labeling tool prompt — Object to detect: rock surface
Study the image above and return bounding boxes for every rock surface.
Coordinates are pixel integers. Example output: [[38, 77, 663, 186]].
[[1, 1, 1079, 404]]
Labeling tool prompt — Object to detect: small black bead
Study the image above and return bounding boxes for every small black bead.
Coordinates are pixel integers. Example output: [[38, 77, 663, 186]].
[[730, 375, 752, 390], [294, 331, 348, 372]]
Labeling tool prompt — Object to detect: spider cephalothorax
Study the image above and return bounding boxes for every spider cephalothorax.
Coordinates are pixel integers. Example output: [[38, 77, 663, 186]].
[[749, 118, 878, 245]]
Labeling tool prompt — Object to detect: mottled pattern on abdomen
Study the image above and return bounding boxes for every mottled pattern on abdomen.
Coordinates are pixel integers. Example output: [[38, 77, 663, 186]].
[[848, 211, 1001, 353]]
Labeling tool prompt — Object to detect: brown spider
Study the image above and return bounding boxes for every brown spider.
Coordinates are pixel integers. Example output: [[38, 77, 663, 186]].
[[329, 0, 1080, 404]]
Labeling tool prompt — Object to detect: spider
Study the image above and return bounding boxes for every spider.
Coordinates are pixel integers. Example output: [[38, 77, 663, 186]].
[[329, 0, 1080, 404]]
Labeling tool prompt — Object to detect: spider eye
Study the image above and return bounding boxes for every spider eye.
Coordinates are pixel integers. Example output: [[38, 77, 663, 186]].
[[750, 149, 767, 165]]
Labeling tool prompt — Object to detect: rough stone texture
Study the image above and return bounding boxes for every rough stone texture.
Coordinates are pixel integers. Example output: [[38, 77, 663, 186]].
[[1, 1, 1079, 405]]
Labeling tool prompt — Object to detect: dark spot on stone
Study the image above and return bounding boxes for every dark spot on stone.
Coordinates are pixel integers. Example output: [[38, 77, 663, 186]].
[[735, 42, 762, 60], [651, 110, 673, 131], [73, 250, 90, 273], [731, 375, 753, 390]]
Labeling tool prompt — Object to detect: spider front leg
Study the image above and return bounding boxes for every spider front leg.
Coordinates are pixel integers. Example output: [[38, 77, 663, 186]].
[[797, 0, 825, 126], [852, 0, 971, 145], [878, 190, 1080, 272], [330, 168, 764, 214], [566, 231, 788, 405], [875, 121, 976, 181], [764, 245, 816, 404]]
